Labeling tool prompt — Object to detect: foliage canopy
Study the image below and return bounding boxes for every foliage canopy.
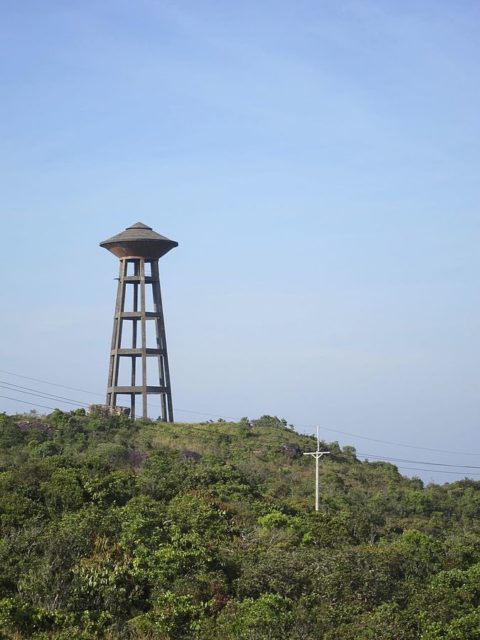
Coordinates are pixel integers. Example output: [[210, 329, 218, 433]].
[[0, 411, 479, 639]]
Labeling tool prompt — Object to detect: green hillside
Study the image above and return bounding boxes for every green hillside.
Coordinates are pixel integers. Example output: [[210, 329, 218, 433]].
[[1, 410, 480, 639]]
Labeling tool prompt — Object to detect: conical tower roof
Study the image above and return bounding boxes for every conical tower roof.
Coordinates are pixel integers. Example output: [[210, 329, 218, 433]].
[[100, 222, 178, 259]]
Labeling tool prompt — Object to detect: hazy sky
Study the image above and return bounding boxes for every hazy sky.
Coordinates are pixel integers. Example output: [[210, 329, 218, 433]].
[[1, 1, 479, 482]]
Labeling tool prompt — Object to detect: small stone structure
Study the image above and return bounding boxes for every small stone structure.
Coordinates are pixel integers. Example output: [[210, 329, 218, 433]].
[[181, 449, 202, 463], [282, 443, 301, 459], [89, 404, 131, 417]]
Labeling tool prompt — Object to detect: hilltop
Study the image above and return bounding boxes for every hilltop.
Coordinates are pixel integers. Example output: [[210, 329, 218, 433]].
[[1, 410, 480, 639]]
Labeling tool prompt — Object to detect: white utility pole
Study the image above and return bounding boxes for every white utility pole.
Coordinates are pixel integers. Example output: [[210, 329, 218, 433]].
[[303, 426, 330, 511]]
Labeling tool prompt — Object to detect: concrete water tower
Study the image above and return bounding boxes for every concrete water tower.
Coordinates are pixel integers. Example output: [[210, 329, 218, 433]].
[[100, 222, 178, 421]]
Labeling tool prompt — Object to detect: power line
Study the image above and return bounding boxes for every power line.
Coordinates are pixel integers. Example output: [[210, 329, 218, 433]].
[[0, 394, 480, 477], [1, 368, 480, 458], [357, 452, 480, 470], [395, 465, 480, 477], [176, 408, 236, 419], [146, 409, 480, 457], [0, 387, 85, 408], [0, 368, 235, 419], [0, 395, 58, 412], [0, 370, 235, 419], [0, 381, 90, 408], [0, 368, 104, 397], [298, 423, 480, 457]]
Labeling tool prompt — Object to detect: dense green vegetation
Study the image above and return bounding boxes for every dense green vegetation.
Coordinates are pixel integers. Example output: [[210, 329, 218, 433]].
[[1, 410, 480, 639]]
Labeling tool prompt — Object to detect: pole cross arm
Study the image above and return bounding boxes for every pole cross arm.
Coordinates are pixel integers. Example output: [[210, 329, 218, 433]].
[[303, 451, 330, 457]]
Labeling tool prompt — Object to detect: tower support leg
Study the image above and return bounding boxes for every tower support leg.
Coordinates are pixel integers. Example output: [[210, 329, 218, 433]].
[[106, 257, 175, 422]]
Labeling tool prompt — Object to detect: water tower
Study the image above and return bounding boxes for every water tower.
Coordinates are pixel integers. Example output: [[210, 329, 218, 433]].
[[100, 222, 178, 421]]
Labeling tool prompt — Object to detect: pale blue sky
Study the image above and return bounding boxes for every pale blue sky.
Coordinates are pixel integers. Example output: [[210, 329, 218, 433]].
[[1, 1, 479, 482]]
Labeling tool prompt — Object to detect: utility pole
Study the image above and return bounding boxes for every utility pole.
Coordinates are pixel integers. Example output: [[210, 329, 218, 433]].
[[304, 426, 330, 511]]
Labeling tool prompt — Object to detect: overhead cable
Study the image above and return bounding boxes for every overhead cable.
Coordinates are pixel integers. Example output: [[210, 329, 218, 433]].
[[1, 394, 480, 478], [298, 423, 480, 457], [0, 395, 57, 412], [0, 368, 103, 397], [396, 465, 480, 477], [1, 368, 480, 457], [0, 381, 90, 408], [357, 452, 480, 470]]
